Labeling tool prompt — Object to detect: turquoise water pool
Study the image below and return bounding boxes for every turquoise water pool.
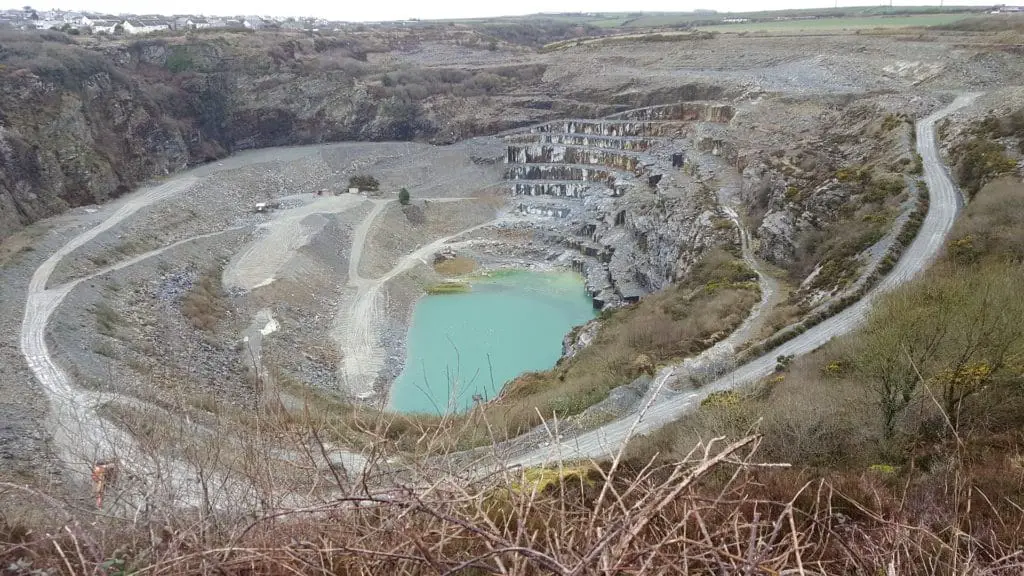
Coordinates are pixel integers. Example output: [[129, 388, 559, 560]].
[[389, 270, 595, 414]]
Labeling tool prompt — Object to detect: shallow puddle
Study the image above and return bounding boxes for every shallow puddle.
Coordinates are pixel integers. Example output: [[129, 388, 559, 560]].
[[389, 270, 595, 414]]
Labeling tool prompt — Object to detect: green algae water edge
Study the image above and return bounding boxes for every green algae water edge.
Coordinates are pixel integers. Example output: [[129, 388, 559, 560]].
[[389, 270, 596, 414]]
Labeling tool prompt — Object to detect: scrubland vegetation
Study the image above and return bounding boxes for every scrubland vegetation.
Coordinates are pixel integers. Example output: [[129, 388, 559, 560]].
[[348, 175, 381, 192], [5, 431, 887, 575], [627, 175, 1024, 571], [951, 111, 1023, 198]]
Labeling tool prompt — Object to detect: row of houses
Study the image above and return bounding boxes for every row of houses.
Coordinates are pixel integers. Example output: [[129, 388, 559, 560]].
[[0, 7, 338, 35]]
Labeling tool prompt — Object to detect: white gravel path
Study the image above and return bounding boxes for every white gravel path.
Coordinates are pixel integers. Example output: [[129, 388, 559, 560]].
[[223, 194, 367, 291]]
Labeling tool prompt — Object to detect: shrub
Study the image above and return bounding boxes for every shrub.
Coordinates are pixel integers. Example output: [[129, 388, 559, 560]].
[[94, 301, 123, 337], [881, 113, 905, 132], [700, 390, 741, 409], [348, 175, 380, 192], [910, 152, 924, 175], [181, 270, 226, 331], [165, 47, 195, 73], [398, 187, 410, 205], [954, 137, 1018, 198]]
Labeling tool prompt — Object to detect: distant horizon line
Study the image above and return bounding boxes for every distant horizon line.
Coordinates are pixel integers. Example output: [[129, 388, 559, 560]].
[[0, 3, 994, 23]]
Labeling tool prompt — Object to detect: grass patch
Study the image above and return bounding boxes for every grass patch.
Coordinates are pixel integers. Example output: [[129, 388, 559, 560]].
[[953, 137, 1018, 199], [93, 301, 123, 337], [433, 257, 477, 277], [181, 269, 226, 331], [700, 13, 977, 33], [425, 281, 471, 295]]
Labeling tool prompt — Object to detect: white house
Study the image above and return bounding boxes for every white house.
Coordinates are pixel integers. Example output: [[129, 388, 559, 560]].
[[174, 16, 211, 30], [122, 18, 170, 34], [87, 18, 117, 33], [243, 16, 265, 30]]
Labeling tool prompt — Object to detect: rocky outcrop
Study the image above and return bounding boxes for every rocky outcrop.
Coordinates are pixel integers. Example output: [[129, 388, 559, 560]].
[[505, 164, 618, 184], [0, 60, 205, 240], [508, 133, 656, 152], [0, 34, 433, 241], [757, 210, 798, 264], [517, 203, 571, 218], [610, 197, 727, 294], [512, 181, 593, 197], [561, 319, 600, 359], [606, 102, 736, 124], [531, 120, 664, 138], [507, 145, 644, 172]]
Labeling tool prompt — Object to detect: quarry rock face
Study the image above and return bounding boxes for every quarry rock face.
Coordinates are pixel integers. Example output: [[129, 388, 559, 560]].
[[0, 64, 199, 240], [562, 319, 600, 359], [505, 103, 739, 309], [3, 33, 746, 244], [758, 210, 798, 265]]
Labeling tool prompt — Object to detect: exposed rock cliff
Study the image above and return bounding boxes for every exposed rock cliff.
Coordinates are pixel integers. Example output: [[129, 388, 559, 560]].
[[732, 96, 932, 310], [0, 30, 565, 241]]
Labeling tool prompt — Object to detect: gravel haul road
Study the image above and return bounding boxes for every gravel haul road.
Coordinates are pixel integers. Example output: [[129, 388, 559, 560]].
[[20, 178, 200, 476], [504, 93, 980, 469]]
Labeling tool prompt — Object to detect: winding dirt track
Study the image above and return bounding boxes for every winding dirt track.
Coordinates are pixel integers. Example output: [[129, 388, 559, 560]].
[[503, 93, 979, 469], [20, 178, 212, 487]]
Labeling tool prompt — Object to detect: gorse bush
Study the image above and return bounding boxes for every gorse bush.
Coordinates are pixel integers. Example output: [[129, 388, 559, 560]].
[[954, 137, 1018, 198], [348, 174, 380, 191], [164, 47, 196, 73]]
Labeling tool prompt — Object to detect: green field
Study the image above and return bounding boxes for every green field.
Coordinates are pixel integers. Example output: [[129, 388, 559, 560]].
[[472, 9, 987, 33], [618, 13, 703, 28], [589, 17, 634, 28], [699, 14, 981, 33]]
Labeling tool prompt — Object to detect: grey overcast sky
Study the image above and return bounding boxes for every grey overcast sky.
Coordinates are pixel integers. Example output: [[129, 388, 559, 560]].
[[12, 0, 1000, 22]]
